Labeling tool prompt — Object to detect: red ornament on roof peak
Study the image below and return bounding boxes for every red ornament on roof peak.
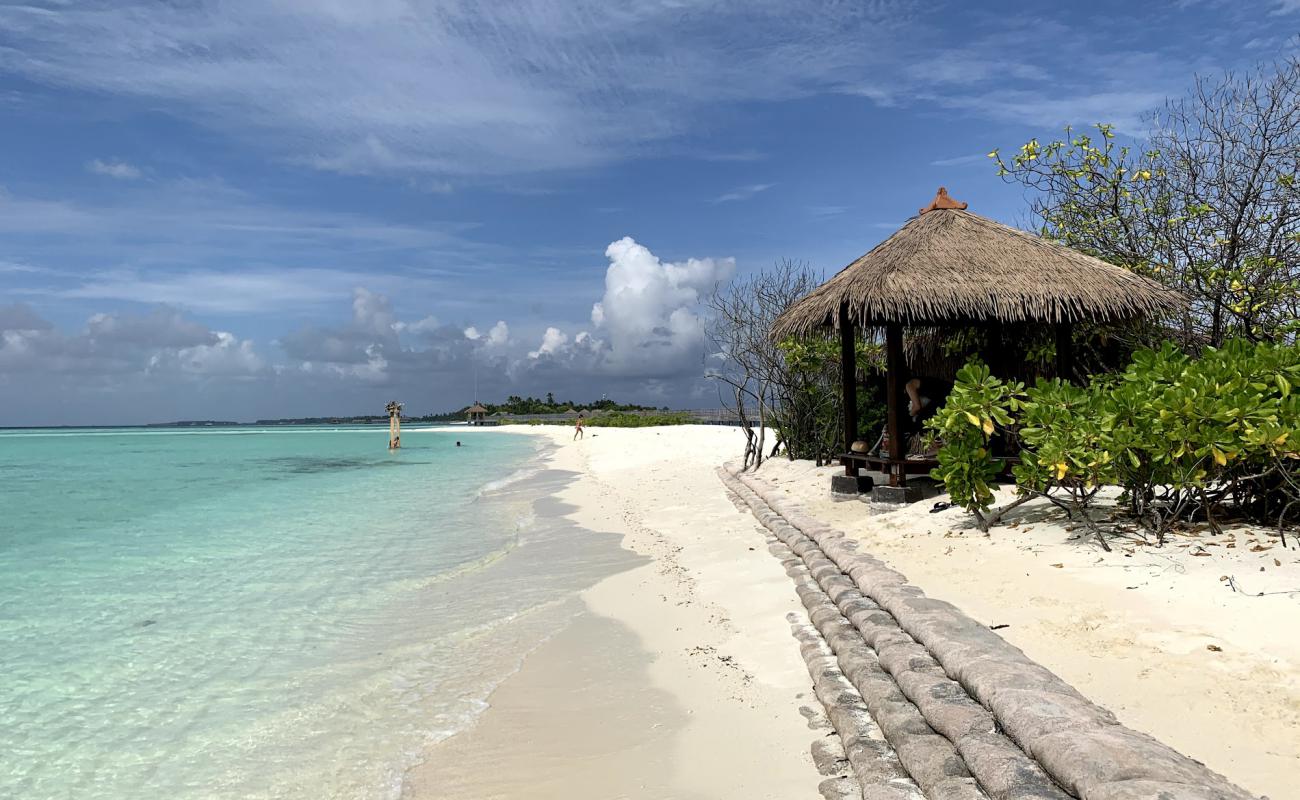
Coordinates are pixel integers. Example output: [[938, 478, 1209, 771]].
[[920, 186, 968, 214]]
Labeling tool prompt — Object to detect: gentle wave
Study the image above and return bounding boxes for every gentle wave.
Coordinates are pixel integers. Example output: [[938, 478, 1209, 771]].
[[475, 463, 544, 496]]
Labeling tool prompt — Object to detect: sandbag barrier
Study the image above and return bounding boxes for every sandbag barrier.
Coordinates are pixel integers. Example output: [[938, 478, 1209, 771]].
[[720, 467, 1259, 800], [722, 482, 883, 800]]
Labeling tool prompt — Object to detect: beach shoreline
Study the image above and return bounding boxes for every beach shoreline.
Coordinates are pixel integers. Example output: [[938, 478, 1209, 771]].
[[403, 424, 1298, 799], [403, 424, 821, 799]]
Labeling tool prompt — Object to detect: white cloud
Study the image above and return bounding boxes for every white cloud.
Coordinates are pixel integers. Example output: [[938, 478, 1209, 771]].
[[485, 320, 509, 346], [350, 287, 399, 336], [523, 236, 733, 378], [0, 303, 263, 378], [930, 153, 990, 167], [395, 315, 440, 336], [63, 268, 386, 314], [711, 183, 775, 204], [86, 159, 142, 179], [528, 326, 569, 359], [1, 1, 1192, 180], [174, 331, 264, 376], [0, 2, 1256, 195], [464, 320, 508, 345]]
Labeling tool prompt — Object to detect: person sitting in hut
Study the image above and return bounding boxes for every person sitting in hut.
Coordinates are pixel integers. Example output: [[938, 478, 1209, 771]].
[[906, 378, 930, 421]]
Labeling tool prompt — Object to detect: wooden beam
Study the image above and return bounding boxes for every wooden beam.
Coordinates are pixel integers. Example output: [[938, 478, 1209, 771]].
[[839, 304, 859, 477], [1055, 322, 1074, 382], [885, 323, 905, 487]]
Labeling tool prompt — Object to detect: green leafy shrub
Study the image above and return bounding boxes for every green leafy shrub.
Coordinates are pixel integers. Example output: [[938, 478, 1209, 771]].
[[776, 336, 884, 463], [930, 340, 1300, 544], [1101, 341, 1300, 539], [925, 362, 1023, 529], [1014, 379, 1115, 548]]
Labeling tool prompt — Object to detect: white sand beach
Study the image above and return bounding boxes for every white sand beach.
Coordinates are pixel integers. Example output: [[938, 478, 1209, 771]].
[[405, 424, 821, 799], [407, 425, 1298, 799]]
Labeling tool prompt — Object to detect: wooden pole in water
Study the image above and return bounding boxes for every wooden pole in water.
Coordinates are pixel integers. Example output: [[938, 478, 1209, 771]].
[[386, 401, 402, 449]]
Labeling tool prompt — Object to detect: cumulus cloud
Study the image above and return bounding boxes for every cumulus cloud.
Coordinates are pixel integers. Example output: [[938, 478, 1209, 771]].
[[528, 327, 569, 359], [86, 158, 142, 179], [279, 289, 399, 367], [277, 287, 485, 386], [395, 315, 440, 336], [173, 331, 263, 376], [464, 320, 509, 347], [521, 237, 733, 379]]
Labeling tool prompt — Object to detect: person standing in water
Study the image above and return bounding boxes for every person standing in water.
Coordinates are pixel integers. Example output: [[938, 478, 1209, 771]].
[[573, 413, 585, 440]]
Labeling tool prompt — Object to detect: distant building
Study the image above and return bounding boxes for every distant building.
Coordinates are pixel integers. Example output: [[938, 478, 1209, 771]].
[[466, 403, 489, 426]]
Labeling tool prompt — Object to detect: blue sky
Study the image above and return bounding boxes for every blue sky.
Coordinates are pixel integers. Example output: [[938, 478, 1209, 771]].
[[0, 0, 1296, 425]]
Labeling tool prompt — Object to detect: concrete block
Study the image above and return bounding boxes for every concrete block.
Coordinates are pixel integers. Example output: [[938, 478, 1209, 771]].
[[831, 474, 875, 494], [871, 483, 931, 504]]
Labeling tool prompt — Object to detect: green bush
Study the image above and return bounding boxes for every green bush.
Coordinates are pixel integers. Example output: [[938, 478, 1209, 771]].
[[925, 362, 1023, 528], [776, 336, 884, 463], [1102, 341, 1300, 538], [929, 340, 1300, 543]]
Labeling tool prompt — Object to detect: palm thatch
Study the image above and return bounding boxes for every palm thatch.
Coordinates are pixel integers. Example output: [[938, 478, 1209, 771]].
[[772, 191, 1185, 337], [466, 403, 489, 414]]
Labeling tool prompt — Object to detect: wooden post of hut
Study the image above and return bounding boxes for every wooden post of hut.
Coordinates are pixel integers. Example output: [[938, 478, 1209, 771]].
[[386, 400, 403, 449], [770, 187, 1184, 504]]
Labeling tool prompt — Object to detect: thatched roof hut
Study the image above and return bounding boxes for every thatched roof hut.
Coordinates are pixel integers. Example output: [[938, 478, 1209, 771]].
[[466, 403, 489, 426], [773, 189, 1183, 337], [777, 188, 1185, 500]]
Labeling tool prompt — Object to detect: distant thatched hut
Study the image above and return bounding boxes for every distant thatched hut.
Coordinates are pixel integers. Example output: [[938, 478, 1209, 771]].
[[772, 187, 1184, 499], [466, 403, 489, 426]]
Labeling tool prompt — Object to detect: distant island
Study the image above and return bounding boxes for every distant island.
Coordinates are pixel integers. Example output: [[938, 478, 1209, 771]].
[[124, 396, 669, 428], [422, 394, 665, 422]]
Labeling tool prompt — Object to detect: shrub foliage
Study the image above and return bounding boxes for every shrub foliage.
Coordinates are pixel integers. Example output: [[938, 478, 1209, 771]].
[[929, 340, 1300, 543]]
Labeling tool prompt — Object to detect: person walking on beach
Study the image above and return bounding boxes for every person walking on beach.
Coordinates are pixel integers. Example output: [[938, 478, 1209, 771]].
[[573, 413, 585, 441]]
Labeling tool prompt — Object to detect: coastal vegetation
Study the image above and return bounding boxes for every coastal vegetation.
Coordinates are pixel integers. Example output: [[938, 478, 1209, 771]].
[[991, 56, 1300, 356], [705, 259, 886, 469], [713, 56, 1299, 553], [427, 396, 665, 422], [919, 57, 1300, 543], [524, 411, 694, 428], [930, 340, 1300, 544]]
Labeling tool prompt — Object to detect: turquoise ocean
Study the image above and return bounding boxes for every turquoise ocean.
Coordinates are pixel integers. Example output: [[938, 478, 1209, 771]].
[[0, 426, 630, 800]]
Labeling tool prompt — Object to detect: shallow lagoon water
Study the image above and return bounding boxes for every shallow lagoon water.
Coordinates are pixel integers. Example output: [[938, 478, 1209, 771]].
[[0, 426, 630, 799]]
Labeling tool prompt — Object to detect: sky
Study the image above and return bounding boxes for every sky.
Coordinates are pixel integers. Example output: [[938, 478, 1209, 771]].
[[0, 0, 1296, 425]]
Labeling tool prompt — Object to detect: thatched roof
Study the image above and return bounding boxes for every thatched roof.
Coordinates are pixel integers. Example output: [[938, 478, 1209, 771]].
[[466, 403, 489, 414], [772, 189, 1185, 337]]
